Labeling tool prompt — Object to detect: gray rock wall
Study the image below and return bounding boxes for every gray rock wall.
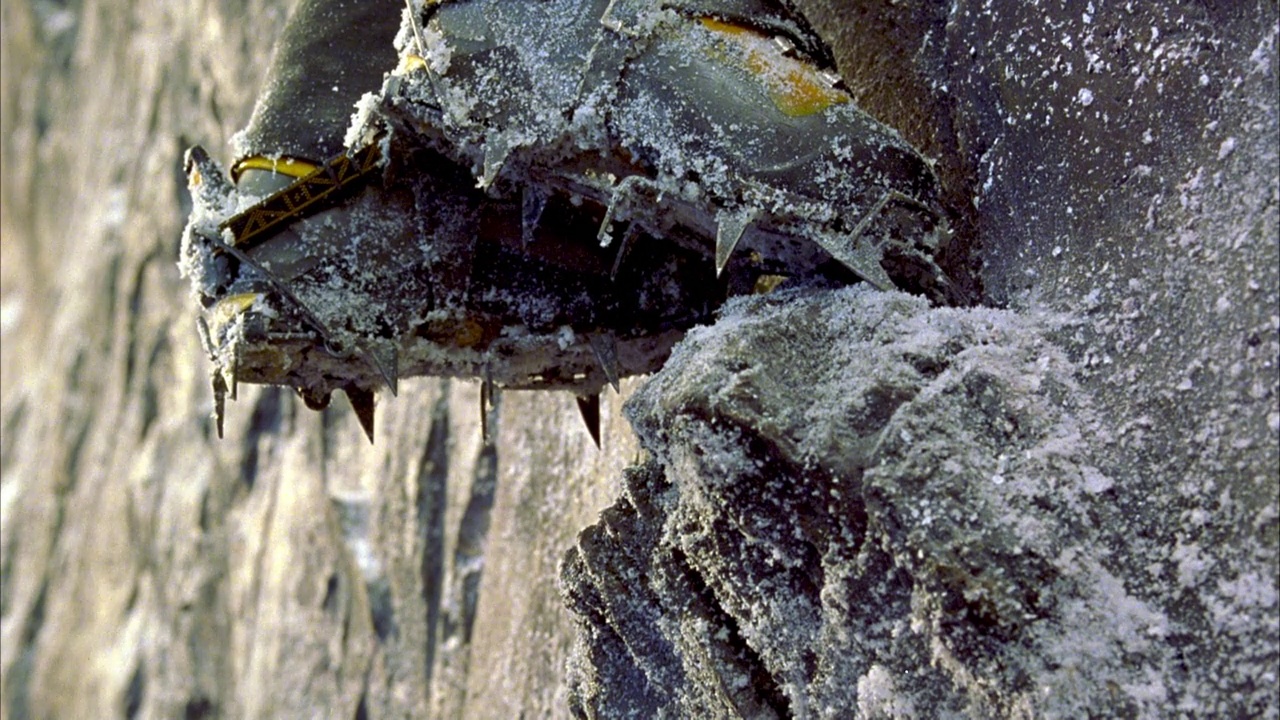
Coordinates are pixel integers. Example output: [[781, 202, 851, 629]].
[[1, 1, 636, 717], [2, 0, 1276, 718]]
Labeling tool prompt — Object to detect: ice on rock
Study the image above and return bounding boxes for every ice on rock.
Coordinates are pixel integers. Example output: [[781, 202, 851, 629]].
[[1218, 136, 1238, 160], [1080, 465, 1113, 494]]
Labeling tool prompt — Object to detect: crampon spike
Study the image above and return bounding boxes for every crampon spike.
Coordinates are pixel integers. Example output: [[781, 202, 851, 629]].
[[345, 386, 377, 443], [211, 371, 228, 439], [715, 209, 756, 277], [480, 377, 495, 445], [575, 394, 602, 448], [362, 341, 399, 396], [588, 333, 621, 393]]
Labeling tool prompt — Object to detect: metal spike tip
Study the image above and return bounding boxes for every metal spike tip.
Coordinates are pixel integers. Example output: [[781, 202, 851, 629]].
[[596, 204, 618, 247], [211, 371, 228, 439], [596, 175, 639, 247], [362, 341, 399, 396], [587, 333, 621, 393], [196, 316, 216, 361], [575, 394, 602, 449], [479, 138, 510, 190], [480, 378, 495, 445], [346, 386, 377, 443], [832, 239, 895, 292], [228, 343, 241, 401], [824, 190, 904, 292], [609, 224, 639, 281], [715, 209, 756, 277]]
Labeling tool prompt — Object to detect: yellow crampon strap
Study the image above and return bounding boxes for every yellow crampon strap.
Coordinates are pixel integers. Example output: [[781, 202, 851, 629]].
[[219, 138, 384, 251], [230, 155, 321, 182]]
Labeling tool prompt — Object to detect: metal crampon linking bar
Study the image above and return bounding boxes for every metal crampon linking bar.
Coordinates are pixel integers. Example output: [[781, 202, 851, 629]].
[[220, 139, 385, 251]]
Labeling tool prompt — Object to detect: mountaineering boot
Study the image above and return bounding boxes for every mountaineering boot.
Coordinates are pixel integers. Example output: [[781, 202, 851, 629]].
[[181, 0, 962, 442]]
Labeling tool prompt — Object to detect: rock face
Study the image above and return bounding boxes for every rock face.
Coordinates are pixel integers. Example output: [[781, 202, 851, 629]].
[[563, 287, 1217, 716], [1, 2, 1276, 720], [1, 1, 634, 717], [563, 0, 1280, 716]]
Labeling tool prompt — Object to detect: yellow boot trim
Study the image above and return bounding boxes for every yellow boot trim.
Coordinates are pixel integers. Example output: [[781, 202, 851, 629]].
[[698, 17, 849, 117]]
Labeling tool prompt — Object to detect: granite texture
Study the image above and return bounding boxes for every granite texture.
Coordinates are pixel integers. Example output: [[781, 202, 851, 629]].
[[1, 0, 1276, 718]]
